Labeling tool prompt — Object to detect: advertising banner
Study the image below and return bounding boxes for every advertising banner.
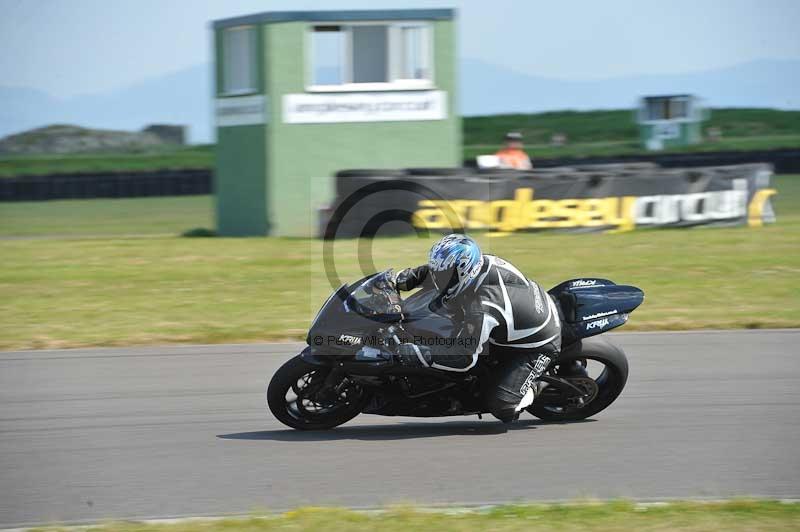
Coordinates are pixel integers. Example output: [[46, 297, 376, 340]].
[[216, 95, 268, 127], [283, 91, 447, 124], [326, 164, 776, 238]]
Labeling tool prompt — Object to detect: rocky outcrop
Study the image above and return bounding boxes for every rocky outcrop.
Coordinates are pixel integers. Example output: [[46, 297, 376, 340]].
[[0, 124, 186, 155], [142, 124, 186, 145]]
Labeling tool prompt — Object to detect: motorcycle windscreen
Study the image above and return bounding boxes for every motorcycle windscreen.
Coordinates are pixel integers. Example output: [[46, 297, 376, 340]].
[[345, 270, 403, 319], [306, 272, 402, 348]]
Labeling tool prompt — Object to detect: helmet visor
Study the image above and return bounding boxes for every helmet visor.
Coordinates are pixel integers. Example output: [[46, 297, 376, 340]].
[[430, 267, 457, 295]]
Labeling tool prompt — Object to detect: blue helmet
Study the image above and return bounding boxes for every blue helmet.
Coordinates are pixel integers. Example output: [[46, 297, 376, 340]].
[[428, 234, 484, 303]]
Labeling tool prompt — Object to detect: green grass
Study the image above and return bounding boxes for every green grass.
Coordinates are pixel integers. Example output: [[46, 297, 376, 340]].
[[0, 195, 213, 237], [0, 176, 797, 350], [29, 500, 800, 532], [464, 107, 800, 159], [1, 108, 798, 177], [463, 108, 800, 145], [0, 144, 213, 178]]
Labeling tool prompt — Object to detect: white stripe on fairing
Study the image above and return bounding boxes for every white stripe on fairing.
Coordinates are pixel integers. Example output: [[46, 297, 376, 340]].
[[431, 314, 499, 372], [482, 271, 553, 341]]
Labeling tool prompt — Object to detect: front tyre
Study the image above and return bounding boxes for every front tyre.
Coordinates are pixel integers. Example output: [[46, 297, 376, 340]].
[[528, 336, 628, 422], [267, 355, 366, 430]]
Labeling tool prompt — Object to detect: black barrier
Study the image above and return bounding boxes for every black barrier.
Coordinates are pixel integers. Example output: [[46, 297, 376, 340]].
[[0, 169, 212, 202], [2, 148, 795, 203], [328, 163, 777, 237]]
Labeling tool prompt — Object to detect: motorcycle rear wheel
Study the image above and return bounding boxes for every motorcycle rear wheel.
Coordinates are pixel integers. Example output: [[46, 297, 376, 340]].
[[267, 355, 366, 430], [528, 336, 628, 422]]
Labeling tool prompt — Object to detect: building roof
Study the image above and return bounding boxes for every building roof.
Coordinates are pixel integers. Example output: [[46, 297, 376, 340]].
[[213, 8, 455, 29], [641, 94, 695, 101]]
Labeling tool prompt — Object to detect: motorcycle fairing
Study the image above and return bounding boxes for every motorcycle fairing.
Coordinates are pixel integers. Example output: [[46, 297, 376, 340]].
[[306, 271, 404, 352], [399, 288, 456, 341], [549, 278, 644, 340]]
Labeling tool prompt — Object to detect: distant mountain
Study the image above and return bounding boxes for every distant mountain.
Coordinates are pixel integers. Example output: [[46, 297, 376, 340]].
[[0, 124, 182, 155], [0, 64, 211, 143], [459, 58, 800, 115], [1, 59, 798, 144]]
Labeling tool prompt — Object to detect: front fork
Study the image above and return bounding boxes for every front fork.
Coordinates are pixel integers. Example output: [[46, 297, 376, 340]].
[[314, 363, 351, 403]]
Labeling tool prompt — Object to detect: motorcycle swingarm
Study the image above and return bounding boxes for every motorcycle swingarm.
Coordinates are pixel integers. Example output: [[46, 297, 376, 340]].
[[539, 376, 586, 399]]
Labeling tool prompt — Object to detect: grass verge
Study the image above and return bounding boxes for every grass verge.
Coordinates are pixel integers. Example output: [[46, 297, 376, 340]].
[[0, 177, 797, 350], [30, 500, 800, 532], [2, 108, 799, 177], [463, 108, 800, 145], [0, 195, 213, 237], [4, 134, 798, 177], [0, 145, 213, 178]]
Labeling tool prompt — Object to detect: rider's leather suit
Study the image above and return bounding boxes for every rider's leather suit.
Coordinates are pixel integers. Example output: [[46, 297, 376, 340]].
[[395, 255, 562, 420]]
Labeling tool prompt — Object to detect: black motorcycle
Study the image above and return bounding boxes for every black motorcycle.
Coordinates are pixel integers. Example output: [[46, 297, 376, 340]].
[[267, 270, 644, 430]]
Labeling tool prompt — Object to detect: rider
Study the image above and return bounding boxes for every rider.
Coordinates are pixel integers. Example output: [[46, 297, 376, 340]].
[[391, 233, 561, 422]]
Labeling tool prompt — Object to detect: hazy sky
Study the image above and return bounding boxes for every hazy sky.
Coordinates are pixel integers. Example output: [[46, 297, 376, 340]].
[[1, 0, 799, 98]]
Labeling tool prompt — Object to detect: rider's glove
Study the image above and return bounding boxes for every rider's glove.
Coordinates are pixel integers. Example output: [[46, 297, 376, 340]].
[[395, 343, 432, 368], [394, 267, 427, 292], [382, 324, 405, 346], [388, 270, 400, 290]]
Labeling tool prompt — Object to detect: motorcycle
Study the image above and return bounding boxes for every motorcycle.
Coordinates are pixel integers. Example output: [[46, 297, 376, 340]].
[[267, 270, 644, 430]]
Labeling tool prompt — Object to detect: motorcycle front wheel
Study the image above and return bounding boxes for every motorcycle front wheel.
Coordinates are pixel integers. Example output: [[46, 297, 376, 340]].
[[267, 355, 366, 430]]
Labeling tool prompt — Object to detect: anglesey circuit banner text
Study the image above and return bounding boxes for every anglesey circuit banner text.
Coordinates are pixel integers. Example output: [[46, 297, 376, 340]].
[[327, 164, 776, 237]]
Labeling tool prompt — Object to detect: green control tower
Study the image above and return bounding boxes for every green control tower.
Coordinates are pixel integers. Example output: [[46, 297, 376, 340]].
[[212, 9, 460, 236], [636, 94, 708, 151]]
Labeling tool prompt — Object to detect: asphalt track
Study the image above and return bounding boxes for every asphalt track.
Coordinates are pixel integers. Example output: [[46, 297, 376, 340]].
[[1, 330, 799, 527]]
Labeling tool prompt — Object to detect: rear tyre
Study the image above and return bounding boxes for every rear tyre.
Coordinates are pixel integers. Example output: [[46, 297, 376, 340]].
[[528, 337, 628, 422], [267, 355, 366, 430]]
